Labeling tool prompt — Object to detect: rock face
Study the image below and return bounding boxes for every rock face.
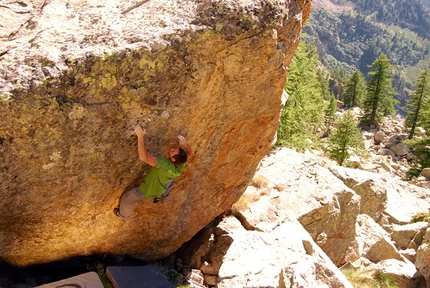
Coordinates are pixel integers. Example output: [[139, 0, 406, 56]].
[[0, 0, 310, 266], [176, 148, 430, 287]]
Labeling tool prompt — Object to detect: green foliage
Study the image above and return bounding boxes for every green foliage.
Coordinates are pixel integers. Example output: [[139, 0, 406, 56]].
[[341, 267, 399, 288], [317, 70, 332, 101], [331, 66, 348, 84], [343, 70, 367, 107], [404, 137, 430, 177], [405, 70, 430, 139], [410, 212, 430, 223], [361, 55, 398, 126], [373, 270, 399, 288], [326, 94, 338, 121], [276, 40, 326, 151], [329, 66, 348, 100], [351, 0, 430, 39], [327, 111, 363, 165], [341, 268, 373, 287]]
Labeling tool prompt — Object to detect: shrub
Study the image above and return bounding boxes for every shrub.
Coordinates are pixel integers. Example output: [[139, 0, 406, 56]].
[[410, 212, 430, 223]]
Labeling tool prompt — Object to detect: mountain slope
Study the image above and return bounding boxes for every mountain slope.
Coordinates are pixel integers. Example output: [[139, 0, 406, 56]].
[[304, 0, 430, 114]]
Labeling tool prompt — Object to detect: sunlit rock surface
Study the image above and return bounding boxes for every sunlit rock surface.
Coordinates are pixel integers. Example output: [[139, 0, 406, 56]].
[[0, 0, 310, 266]]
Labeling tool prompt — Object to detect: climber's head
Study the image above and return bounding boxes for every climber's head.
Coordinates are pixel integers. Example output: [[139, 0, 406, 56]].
[[168, 147, 187, 165]]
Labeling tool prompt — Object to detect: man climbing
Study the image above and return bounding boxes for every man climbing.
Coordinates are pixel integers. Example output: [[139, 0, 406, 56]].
[[114, 124, 192, 220]]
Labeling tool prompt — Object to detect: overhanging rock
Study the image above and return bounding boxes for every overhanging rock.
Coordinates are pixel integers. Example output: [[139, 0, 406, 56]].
[[0, 0, 310, 266]]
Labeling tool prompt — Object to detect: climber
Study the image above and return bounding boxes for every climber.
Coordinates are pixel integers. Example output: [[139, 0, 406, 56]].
[[114, 124, 192, 220]]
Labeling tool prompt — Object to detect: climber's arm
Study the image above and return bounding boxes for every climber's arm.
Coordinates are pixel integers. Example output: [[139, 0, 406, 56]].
[[135, 125, 158, 167], [178, 135, 192, 156]]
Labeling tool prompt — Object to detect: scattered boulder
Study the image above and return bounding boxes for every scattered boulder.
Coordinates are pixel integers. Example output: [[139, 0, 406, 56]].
[[421, 168, 430, 180], [177, 148, 430, 286], [401, 249, 418, 263], [415, 225, 430, 287], [383, 136, 399, 148], [328, 165, 430, 225], [374, 131, 385, 143], [178, 194, 353, 287], [379, 148, 396, 158], [356, 214, 405, 263], [391, 222, 428, 250], [390, 143, 410, 157]]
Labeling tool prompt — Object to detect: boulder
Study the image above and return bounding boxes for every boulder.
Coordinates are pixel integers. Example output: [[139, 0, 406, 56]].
[[328, 165, 430, 225], [416, 243, 430, 288], [421, 168, 430, 180], [251, 148, 362, 267], [356, 214, 405, 263], [415, 127, 427, 136], [391, 222, 428, 250], [390, 143, 410, 156], [0, 0, 310, 266], [368, 259, 425, 288], [415, 225, 430, 288], [328, 167, 387, 223], [406, 152, 416, 161], [182, 213, 353, 288], [176, 148, 430, 286], [379, 148, 396, 158], [383, 135, 399, 148], [374, 131, 385, 143], [401, 249, 417, 263], [298, 189, 361, 267]]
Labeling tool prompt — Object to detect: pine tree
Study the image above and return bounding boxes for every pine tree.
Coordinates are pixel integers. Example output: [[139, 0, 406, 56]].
[[327, 111, 363, 166], [405, 69, 430, 139], [361, 54, 397, 127], [343, 70, 367, 108], [276, 40, 326, 151], [317, 70, 332, 101], [326, 94, 338, 121]]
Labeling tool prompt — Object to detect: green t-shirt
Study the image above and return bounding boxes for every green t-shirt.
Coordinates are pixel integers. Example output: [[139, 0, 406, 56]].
[[139, 157, 186, 198]]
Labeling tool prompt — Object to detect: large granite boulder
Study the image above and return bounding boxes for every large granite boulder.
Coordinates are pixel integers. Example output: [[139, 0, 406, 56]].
[[328, 165, 430, 225], [0, 0, 310, 266], [240, 148, 362, 267], [415, 224, 430, 288]]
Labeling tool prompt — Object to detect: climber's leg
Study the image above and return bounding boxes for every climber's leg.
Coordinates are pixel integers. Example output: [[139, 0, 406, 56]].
[[115, 187, 150, 220]]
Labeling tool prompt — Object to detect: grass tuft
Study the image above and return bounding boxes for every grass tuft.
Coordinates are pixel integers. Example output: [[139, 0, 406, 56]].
[[341, 267, 398, 288]]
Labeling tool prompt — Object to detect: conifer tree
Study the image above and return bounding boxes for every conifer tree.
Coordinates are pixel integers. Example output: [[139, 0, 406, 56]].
[[326, 94, 338, 121], [361, 54, 397, 127], [317, 70, 332, 101], [276, 40, 326, 151], [343, 70, 367, 108], [405, 69, 430, 139], [327, 111, 363, 166], [323, 94, 338, 138]]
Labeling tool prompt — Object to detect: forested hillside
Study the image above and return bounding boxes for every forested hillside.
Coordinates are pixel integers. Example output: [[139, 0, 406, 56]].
[[304, 0, 430, 114], [421, 0, 430, 8], [349, 0, 430, 38]]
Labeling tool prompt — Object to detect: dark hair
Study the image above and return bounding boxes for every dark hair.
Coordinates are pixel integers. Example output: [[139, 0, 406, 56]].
[[173, 147, 188, 164]]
